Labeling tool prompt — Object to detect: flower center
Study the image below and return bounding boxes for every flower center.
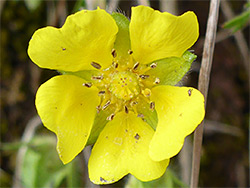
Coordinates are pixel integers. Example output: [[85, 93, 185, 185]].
[[109, 71, 140, 100]]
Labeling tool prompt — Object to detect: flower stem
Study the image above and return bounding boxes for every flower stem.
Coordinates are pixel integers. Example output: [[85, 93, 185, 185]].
[[190, 0, 220, 187]]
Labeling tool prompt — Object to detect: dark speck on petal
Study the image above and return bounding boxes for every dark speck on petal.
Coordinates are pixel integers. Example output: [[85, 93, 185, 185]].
[[134, 133, 140, 140]]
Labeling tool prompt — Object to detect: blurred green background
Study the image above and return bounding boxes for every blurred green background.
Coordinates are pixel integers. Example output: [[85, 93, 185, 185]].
[[0, 0, 249, 187]]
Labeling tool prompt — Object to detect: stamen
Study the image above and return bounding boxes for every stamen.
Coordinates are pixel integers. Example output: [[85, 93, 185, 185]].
[[139, 74, 150, 79], [154, 77, 160, 84], [102, 100, 111, 110], [128, 50, 133, 55], [107, 113, 115, 121], [96, 105, 101, 113], [130, 101, 138, 106], [83, 83, 92, 88], [111, 49, 117, 58], [150, 101, 155, 111], [91, 62, 102, 69], [112, 61, 118, 68], [98, 90, 105, 95], [124, 105, 129, 114], [150, 63, 157, 68], [133, 62, 139, 70], [92, 75, 104, 80]]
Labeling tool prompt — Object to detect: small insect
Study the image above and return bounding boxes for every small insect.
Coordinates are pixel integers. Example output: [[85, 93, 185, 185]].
[[188, 89, 192, 96]]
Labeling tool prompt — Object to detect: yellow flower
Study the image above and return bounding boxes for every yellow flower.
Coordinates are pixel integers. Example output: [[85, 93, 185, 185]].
[[28, 6, 205, 184]]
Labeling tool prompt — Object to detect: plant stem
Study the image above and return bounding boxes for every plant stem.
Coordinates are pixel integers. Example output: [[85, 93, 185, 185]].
[[190, 0, 220, 187]]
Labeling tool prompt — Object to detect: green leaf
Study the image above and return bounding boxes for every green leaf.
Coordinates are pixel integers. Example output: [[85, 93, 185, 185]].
[[112, 12, 131, 60], [144, 51, 197, 87], [223, 7, 250, 32], [24, 0, 42, 11], [72, 0, 86, 13], [21, 135, 71, 188]]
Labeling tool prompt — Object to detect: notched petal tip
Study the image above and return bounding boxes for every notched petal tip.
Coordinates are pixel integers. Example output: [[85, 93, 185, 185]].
[[130, 5, 199, 64], [35, 75, 100, 164], [28, 8, 118, 72], [149, 85, 205, 161]]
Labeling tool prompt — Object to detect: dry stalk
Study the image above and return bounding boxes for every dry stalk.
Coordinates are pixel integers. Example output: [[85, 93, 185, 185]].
[[190, 0, 220, 187]]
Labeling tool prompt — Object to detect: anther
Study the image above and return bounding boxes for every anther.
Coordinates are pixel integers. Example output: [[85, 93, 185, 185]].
[[83, 83, 92, 88], [130, 101, 138, 106], [107, 113, 115, 121], [154, 77, 160, 84], [128, 50, 133, 55], [150, 63, 157, 68], [112, 61, 118, 68], [98, 90, 105, 95], [139, 74, 150, 79], [133, 62, 139, 70], [102, 100, 111, 110], [111, 49, 117, 58], [124, 105, 129, 114], [150, 101, 155, 111], [91, 62, 102, 69], [92, 75, 103, 80], [96, 105, 101, 113]]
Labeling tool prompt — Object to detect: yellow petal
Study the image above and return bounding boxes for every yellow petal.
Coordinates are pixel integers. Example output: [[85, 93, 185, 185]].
[[28, 8, 118, 72], [130, 6, 199, 64], [88, 111, 169, 184], [149, 85, 205, 161], [35, 75, 100, 164]]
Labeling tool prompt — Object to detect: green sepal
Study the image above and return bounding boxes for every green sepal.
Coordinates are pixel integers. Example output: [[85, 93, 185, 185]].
[[86, 104, 116, 145], [135, 96, 158, 130], [143, 51, 197, 87], [59, 70, 101, 82], [111, 12, 131, 59]]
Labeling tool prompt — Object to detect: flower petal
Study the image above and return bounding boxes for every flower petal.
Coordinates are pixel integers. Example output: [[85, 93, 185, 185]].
[[88, 111, 169, 184], [130, 6, 199, 64], [35, 75, 100, 164], [28, 8, 118, 72], [149, 85, 205, 161]]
